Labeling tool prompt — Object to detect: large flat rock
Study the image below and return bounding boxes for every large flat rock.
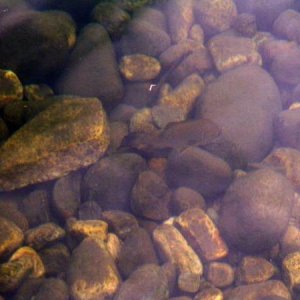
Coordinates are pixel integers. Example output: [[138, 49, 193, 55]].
[[0, 96, 110, 191]]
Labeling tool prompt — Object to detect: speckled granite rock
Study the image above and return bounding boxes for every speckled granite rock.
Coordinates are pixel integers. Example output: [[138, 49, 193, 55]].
[[0, 96, 110, 191]]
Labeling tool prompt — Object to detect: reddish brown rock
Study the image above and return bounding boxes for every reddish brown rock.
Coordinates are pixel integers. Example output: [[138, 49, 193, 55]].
[[207, 262, 235, 288]]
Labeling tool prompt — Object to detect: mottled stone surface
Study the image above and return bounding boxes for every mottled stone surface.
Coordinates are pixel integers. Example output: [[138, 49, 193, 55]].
[[208, 35, 262, 72], [280, 225, 300, 256], [153, 224, 203, 293], [164, 0, 194, 43], [25, 222, 65, 250], [0, 70, 23, 108], [224, 280, 291, 300], [194, 0, 237, 35], [0, 97, 110, 191], [175, 208, 228, 261], [0, 216, 23, 259], [194, 287, 223, 300], [233, 13, 257, 37], [114, 264, 169, 300], [237, 256, 277, 284], [23, 84, 53, 102], [219, 169, 294, 253], [119, 54, 161, 81], [67, 237, 121, 300], [207, 262, 235, 288], [282, 251, 300, 292]]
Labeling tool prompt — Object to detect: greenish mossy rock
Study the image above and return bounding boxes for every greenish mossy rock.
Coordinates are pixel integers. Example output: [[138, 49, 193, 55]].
[[0, 96, 110, 191]]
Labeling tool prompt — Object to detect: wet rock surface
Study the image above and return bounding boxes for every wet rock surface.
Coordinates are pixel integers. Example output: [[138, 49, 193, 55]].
[[2, 0, 300, 299]]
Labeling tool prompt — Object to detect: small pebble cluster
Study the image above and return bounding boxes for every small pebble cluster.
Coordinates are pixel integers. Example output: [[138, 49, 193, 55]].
[[1, 0, 300, 299]]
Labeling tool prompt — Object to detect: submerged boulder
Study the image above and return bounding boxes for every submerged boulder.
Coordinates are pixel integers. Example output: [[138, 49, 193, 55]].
[[0, 96, 110, 191]]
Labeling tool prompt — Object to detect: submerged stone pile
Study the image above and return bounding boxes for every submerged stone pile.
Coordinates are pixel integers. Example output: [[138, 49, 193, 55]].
[[2, 0, 300, 299]]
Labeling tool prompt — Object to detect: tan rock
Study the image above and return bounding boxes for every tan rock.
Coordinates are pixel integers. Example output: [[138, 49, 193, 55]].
[[0, 69, 23, 108], [175, 208, 228, 261], [106, 233, 122, 261], [66, 218, 108, 241], [153, 224, 203, 293], [158, 73, 205, 119], [208, 35, 262, 72], [237, 256, 277, 284], [129, 107, 157, 134], [119, 54, 161, 81], [280, 224, 300, 256], [282, 251, 300, 292], [207, 262, 234, 288], [0, 96, 110, 191], [0, 216, 24, 259], [194, 287, 223, 300]]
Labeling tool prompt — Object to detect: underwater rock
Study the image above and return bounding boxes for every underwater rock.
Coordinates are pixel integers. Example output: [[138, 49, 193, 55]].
[[67, 237, 121, 300], [114, 264, 169, 300], [0, 9, 76, 80], [0, 96, 110, 191], [282, 251, 300, 292], [219, 168, 294, 253], [232, 13, 257, 37], [207, 262, 234, 288], [196, 65, 282, 163], [56, 24, 124, 110]]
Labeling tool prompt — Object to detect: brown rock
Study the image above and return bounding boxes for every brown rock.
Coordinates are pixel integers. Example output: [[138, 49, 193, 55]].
[[282, 251, 300, 292], [23, 84, 53, 102], [161, 262, 177, 296], [122, 82, 153, 108], [208, 35, 262, 72], [106, 233, 122, 262], [0, 69, 23, 108], [110, 104, 137, 123], [175, 208, 228, 261], [169, 187, 206, 216], [66, 218, 108, 241], [164, 0, 194, 43], [0, 97, 110, 191], [0, 216, 24, 259], [82, 152, 147, 211], [52, 171, 82, 220], [129, 107, 157, 134], [152, 104, 185, 129], [108, 121, 128, 153], [101, 210, 139, 240], [120, 54, 161, 81], [166, 147, 233, 198], [189, 24, 205, 43], [39, 243, 70, 276], [131, 170, 171, 221], [194, 0, 237, 35], [118, 227, 158, 278], [77, 200, 102, 220], [280, 224, 300, 256], [224, 280, 291, 300], [237, 256, 277, 284], [194, 287, 223, 300], [67, 237, 121, 300], [207, 262, 234, 288], [219, 168, 294, 253], [153, 224, 203, 293], [114, 264, 169, 300], [25, 222, 65, 250]]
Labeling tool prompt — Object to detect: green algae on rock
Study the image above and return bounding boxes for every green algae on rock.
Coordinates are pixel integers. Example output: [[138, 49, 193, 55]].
[[0, 96, 110, 191]]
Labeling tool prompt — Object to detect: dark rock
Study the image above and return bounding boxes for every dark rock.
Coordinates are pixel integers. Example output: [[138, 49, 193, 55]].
[[224, 280, 291, 299], [161, 262, 177, 297], [0, 9, 76, 80], [52, 171, 82, 220], [56, 24, 123, 110], [109, 104, 137, 122], [169, 187, 206, 215], [0, 118, 9, 142], [219, 168, 294, 253], [118, 227, 158, 278], [195, 65, 282, 163], [101, 210, 139, 240], [108, 121, 128, 153], [0, 97, 110, 191], [233, 13, 257, 37], [30, 278, 69, 300], [0, 216, 23, 259], [83, 152, 147, 211], [235, 0, 294, 31], [23, 84, 54, 102], [131, 170, 171, 221], [114, 264, 169, 300], [24, 222, 65, 250], [275, 108, 300, 149], [77, 201, 102, 220], [13, 278, 44, 300], [166, 146, 232, 198], [21, 189, 51, 227], [39, 243, 70, 276], [67, 237, 121, 300], [194, 0, 237, 35], [273, 9, 300, 43]]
